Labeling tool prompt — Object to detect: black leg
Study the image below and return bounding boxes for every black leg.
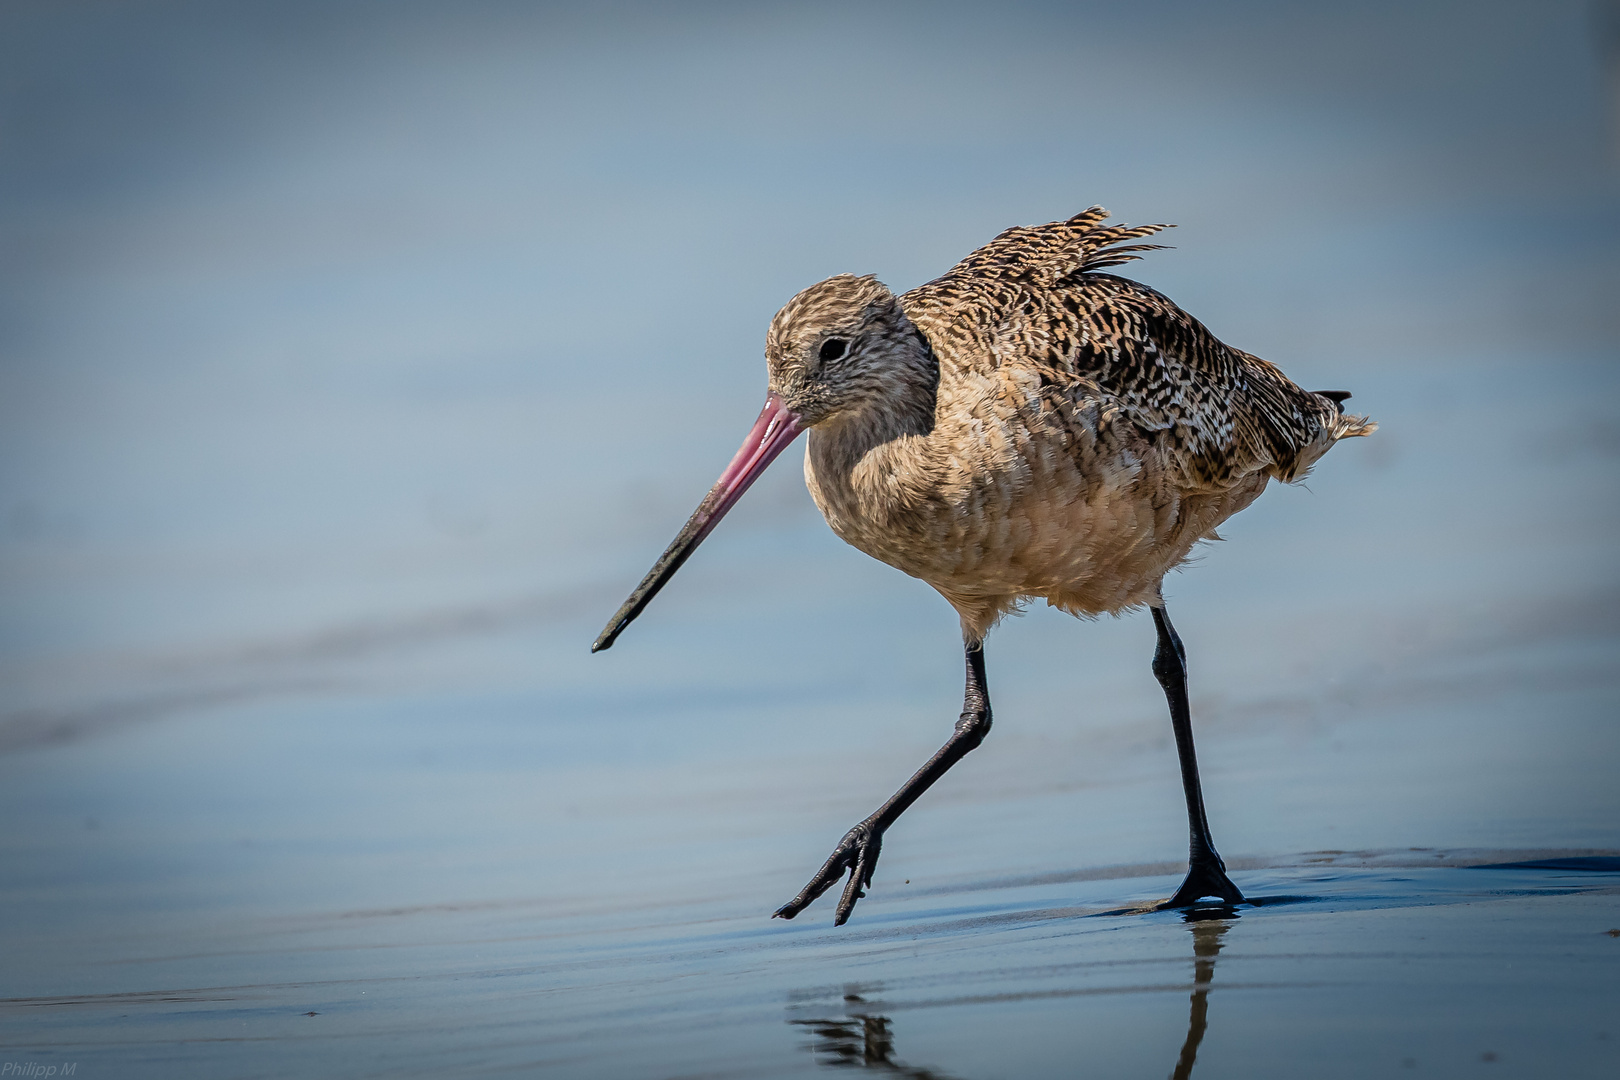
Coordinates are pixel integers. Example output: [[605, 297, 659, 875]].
[[1152, 604, 1244, 907], [774, 639, 992, 925]]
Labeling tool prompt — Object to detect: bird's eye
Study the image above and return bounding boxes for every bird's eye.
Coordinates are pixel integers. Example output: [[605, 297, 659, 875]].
[[818, 338, 849, 363]]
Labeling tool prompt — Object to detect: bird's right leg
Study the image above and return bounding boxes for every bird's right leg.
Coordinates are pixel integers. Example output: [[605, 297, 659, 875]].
[[1152, 604, 1245, 908], [773, 639, 992, 926]]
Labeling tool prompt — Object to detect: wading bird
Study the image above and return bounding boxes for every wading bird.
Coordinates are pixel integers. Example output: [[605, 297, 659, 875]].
[[593, 207, 1374, 925]]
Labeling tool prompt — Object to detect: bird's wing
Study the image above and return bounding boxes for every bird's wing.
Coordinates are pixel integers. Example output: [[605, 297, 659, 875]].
[[937, 205, 1173, 284], [905, 208, 1353, 486]]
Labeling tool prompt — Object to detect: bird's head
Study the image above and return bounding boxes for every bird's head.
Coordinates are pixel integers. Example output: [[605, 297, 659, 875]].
[[764, 274, 933, 431], [591, 273, 933, 654]]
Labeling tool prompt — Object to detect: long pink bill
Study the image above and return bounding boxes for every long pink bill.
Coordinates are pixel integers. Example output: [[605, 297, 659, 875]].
[[592, 394, 805, 653]]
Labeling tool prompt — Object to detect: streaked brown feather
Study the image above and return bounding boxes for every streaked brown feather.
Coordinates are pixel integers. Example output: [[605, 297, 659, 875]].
[[766, 206, 1375, 640], [904, 206, 1369, 487]]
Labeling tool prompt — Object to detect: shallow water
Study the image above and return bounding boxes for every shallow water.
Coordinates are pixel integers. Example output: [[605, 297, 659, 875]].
[[3, 2, 1619, 1076]]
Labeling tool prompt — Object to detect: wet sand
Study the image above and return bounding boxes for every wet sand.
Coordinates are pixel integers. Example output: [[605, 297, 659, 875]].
[[3, 844, 1617, 1078], [2, 615, 1616, 1078]]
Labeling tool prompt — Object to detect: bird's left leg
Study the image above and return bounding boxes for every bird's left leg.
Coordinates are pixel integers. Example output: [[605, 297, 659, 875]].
[[1152, 604, 1245, 908], [774, 639, 992, 926]]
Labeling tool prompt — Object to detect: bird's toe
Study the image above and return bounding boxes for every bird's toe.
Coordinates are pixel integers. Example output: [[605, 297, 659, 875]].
[[774, 822, 884, 923], [1161, 856, 1245, 909]]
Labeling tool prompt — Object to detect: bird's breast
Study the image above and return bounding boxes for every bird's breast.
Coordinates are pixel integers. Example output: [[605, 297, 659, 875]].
[[803, 381, 1114, 591]]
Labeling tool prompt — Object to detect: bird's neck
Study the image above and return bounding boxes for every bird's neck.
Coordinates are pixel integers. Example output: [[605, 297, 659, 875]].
[[814, 337, 937, 459], [805, 332, 942, 535]]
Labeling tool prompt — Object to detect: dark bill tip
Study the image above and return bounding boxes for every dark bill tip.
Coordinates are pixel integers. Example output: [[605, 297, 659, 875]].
[[590, 395, 803, 652]]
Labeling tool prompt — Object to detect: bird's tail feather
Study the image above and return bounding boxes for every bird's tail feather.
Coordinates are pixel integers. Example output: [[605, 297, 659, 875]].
[[1314, 390, 1376, 440], [1332, 412, 1378, 440]]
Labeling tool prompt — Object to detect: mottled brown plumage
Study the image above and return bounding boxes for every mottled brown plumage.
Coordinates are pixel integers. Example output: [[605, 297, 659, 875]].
[[594, 206, 1374, 926], [769, 206, 1374, 640]]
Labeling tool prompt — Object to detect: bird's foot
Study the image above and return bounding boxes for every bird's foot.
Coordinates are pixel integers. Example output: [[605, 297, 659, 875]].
[[773, 821, 884, 925], [1159, 853, 1245, 910]]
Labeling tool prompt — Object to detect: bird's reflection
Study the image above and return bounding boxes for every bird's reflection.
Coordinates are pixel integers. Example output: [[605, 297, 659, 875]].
[[790, 909, 1236, 1079], [790, 995, 957, 1079], [1170, 907, 1234, 1080]]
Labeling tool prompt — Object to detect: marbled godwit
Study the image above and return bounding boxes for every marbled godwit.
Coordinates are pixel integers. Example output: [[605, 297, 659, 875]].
[[593, 207, 1375, 924]]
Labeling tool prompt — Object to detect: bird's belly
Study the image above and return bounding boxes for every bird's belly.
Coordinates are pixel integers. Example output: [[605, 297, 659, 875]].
[[804, 422, 1266, 631]]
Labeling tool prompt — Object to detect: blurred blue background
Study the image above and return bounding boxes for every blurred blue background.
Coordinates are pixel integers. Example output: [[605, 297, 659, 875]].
[[2, 1, 1617, 1076]]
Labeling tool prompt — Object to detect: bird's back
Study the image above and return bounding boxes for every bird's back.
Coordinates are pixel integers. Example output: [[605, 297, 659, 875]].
[[901, 207, 1374, 487]]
